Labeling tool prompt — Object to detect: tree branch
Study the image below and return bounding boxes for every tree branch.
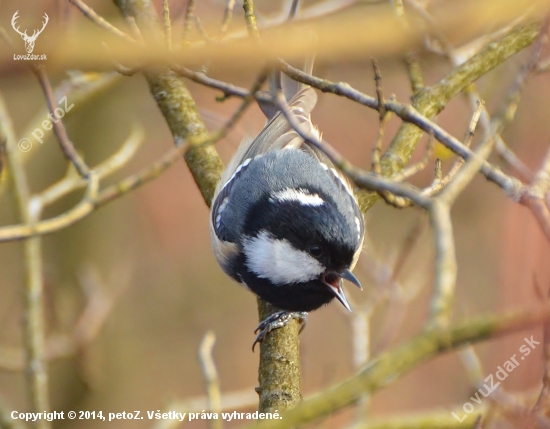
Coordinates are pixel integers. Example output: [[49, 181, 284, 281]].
[[246, 305, 550, 429]]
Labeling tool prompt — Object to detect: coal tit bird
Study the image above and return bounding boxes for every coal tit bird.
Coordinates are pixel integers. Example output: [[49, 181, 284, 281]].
[[209, 74, 365, 348]]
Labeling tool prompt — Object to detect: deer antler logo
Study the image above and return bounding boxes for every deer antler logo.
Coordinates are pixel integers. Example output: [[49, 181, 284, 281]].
[[11, 11, 49, 54]]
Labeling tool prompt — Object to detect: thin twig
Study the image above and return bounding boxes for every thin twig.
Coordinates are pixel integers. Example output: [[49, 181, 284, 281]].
[[32, 65, 91, 178], [473, 415, 483, 429], [371, 112, 392, 175], [391, 133, 435, 182], [426, 199, 456, 330], [216, 68, 270, 138], [39, 126, 143, 207], [430, 100, 485, 195], [372, 96, 416, 208], [181, 0, 197, 44], [218, 0, 237, 40], [372, 59, 386, 119], [69, 0, 137, 44], [522, 147, 550, 241], [125, 16, 144, 42], [162, 0, 172, 50], [405, 52, 424, 94], [194, 15, 216, 44], [243, 0, 261, 42], [198, 332, 222, 429]]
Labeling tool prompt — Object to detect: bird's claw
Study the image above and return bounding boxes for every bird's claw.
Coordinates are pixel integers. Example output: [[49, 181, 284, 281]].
[[252, 311, 308, 351]]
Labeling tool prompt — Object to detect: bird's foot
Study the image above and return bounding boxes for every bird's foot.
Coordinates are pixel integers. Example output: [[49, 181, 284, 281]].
[[252, 311, 308, 351]]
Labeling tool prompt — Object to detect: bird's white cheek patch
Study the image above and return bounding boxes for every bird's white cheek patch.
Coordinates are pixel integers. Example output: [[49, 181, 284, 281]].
[[244, 231, 324, 285]]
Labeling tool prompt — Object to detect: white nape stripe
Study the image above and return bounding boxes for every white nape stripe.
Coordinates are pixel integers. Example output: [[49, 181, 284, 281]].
[[270, 188, 324, 206], [244, 231, 324, 285]]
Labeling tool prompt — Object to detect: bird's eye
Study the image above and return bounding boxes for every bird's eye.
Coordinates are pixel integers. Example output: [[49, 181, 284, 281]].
[[308, 244, 322, 257]]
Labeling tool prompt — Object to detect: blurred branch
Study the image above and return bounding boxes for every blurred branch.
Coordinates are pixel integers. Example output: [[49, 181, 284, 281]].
[[528, 283, 550, 428], [246, 304, 550, 429], [404, 52, 424, 94], [19, 72, 122, 156], [243, 0, 262, 42], [198, 332, 222, 429], [153, 389, 258, 429], [2, 0, 546, 74], [68, 0, 137, 44], [0, 397, 26, 429], [460, 346, 550, 428], [162, 0, 172, 50], [0, 264, 131, 371], [32, 65, 91, 178], [0, 94, 50, 428], [219, 0, 236, 40], [0, 119, 5, 186], [181, 0, 197, 44], [426, 200, 455, 330], [0, 129, 169, 242], [522, 148, 550, 241], [39, 126, 143, 206]]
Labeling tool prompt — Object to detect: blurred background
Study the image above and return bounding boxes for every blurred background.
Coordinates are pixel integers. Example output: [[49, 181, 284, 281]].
[[1, 0, 550, 428]]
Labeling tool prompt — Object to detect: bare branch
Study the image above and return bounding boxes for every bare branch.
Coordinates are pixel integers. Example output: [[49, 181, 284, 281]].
[[32, 65, 91, 178], [246, 305, 550, 429], [162, 0, 172, 50], [69, 0, 137, 44], [181, 0, 197, 44], [0, 92, 50, 429], [198, 332, 222, 429]]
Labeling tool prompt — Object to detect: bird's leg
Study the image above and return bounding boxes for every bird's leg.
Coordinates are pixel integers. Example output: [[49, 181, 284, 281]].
[[252, 311, 308, 351]]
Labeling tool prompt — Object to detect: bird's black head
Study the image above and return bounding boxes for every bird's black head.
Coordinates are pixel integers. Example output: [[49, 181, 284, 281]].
[[239, 186, 362, 311]]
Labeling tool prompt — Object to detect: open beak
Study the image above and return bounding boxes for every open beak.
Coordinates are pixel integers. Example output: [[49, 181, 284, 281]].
[[340, 269, 363, 290], [322, 269, 362, 312]]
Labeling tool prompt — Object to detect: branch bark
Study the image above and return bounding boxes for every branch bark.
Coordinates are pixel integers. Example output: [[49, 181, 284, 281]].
[[246, 305, 550, 429]]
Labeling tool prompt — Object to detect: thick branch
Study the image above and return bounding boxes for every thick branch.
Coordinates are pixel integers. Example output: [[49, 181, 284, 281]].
[[246, 305, 550, 429], [257, 300, 302, 413]]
